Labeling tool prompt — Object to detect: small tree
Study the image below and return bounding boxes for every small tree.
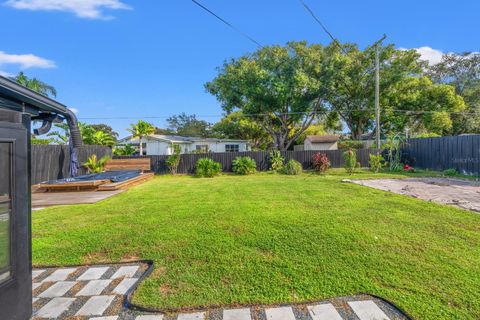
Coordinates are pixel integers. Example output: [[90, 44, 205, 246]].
[[269, 150, 285, 172], [343, 149, 360, 174], [128, 120, 155, 156], [165, 144, 181, 174], [369, 154, 386, 173]]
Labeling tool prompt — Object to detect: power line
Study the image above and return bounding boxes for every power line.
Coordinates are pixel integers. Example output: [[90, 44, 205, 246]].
[[77, 109, 480, 121], [191, 0, 263, 48]]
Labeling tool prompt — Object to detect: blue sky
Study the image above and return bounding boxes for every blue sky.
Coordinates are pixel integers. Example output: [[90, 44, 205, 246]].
[[1, 0, 479, 137]]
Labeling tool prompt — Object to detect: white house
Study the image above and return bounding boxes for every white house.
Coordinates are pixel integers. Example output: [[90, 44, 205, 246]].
[[294, 135, 340, 151], [117, 135, 250, 155]]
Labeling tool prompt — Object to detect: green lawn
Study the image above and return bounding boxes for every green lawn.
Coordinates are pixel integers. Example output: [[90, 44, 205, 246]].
[[32, 170, 480, 319]]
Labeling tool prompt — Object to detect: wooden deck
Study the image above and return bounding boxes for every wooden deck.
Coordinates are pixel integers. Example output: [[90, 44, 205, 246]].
[[32, 190, 124, 208]]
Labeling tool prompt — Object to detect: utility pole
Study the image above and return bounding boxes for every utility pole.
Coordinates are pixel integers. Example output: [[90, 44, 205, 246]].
[[374, 34, 387, 149]]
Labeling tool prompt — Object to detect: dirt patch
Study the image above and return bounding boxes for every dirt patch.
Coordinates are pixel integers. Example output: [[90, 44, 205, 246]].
[[347, 177, 480, 213]]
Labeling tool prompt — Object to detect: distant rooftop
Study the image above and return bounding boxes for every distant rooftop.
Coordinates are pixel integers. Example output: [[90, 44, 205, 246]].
[[118, 134, 249, 144], [306, 135, 340, 143]]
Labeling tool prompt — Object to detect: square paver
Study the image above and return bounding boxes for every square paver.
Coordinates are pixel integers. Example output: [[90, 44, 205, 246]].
[[265, 307, 296, 320], [41, 268, 77, 282], [35, 297, 75, 318], [76, 279, 112, 296], [77, 266, 110, 281], [32, 282, 41, 290], [32, 269, 46, 280], [223, 308, 251, 320], [308, 304, 342, 320], [136, 315, 165, 320], [38, 281, 76, 298], [348, 301, 390, 320], [112, 278, 138, 295], [110, 266, 139, 279], [76, 295, 116, 316], [177, 312, 206, 320]]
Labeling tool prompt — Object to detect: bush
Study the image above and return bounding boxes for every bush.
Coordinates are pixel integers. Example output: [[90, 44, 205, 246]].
[[232, 156, 257, 175], [281, 159, 303, 175], [369, 154, 386, 173], [312, 153, 330, 173], [343, 149, 360, 174], [82, 154, 110, 173], [165, 144, 181, 174], [195, 158, 221, 177], [338, 140, 365, 150], [269, 150, 284, 172], [443, 168, 458, 176]]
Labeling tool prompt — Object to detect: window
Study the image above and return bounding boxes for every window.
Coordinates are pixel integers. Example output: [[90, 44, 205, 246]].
[[225, 144, 239, 152], [195, 145, 209, 153]]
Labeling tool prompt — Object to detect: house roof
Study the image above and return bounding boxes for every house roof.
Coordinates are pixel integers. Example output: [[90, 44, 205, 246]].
[[118, 134, 249, 144], [0, 75, 71, 117], [306, 135, 340, 143]]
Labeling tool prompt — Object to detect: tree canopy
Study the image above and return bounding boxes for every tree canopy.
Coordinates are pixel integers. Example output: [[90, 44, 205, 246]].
[[166, 113, 212, 137], [206, 42, 328, 150], [11, 72, 57, 98]]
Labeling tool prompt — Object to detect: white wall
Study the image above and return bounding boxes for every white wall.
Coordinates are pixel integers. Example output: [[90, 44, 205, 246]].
[[304, 140, 338, 151], [144, 140, 248, 155]]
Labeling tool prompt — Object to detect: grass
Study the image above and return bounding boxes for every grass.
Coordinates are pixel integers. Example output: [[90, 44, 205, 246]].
[[32, 170, 480, 319]]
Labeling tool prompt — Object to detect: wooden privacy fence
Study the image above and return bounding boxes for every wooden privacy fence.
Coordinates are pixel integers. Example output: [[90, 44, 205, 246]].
[[31, 145, 112, 184], [402, 135, 480, 176], [115, 149, 381, 174]]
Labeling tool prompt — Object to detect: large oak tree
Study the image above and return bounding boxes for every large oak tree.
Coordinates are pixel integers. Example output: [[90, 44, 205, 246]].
[[206, 42, 328, 150]]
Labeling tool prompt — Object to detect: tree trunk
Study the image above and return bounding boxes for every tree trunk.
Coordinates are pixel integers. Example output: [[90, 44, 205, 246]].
[[139, 136, 143, 155]]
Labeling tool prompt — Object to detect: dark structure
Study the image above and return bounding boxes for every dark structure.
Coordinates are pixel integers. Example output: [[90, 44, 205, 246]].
[[115, 149, 380, 174], [0, 75, 81, 320], [404, 135, 480, 176]]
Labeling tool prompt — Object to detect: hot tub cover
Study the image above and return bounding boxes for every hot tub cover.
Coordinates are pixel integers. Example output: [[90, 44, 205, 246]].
[[43, 170, 141, 184]]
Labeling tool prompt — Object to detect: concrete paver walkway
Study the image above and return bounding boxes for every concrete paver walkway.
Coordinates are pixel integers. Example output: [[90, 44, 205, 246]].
[[32, 263, 410, 320]]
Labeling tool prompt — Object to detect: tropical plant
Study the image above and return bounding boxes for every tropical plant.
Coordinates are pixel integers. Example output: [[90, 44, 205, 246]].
[[312, 153, 330, 173], [383, 134, 404, 171], [232, 156, 256, 175], [128, 120, 155, 156], [343, 149, 360, 174], [113, 144, 136, 156], [369, 154, 386, 173], [269, 150, 285, 172], [281, 159, 303, 175], [91, 131, 115, 146], [11, 72, 57, 97], [165, 144, 182, 174], [195, 158, 221, 178], [82, 154, 110, 173]]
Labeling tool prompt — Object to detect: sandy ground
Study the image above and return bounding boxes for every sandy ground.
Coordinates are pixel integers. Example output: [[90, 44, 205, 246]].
[[347, 178, 480, 213]]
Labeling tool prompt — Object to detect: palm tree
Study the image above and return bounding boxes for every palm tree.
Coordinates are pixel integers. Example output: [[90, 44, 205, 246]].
[[127, 120, 155, 155], [11, 72, 57, 97]]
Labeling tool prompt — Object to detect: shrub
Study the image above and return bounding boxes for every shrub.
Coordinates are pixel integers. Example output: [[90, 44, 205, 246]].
[[312, 153, 330, 173], [269, 150, 284, 172], [232, 156, 257, 175], [165, 144, 181, 174], [195, 158, 221, 177], [369, 154, 386, 173], [281, 159, 303, 175], [82, 154, 110, 173], [343, 149, 360, 174], [338, 140, 365, 150], [443, 168, 458, 176]]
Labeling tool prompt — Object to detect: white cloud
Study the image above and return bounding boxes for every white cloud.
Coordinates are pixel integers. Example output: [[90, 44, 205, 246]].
[[5, 0, 131, 20], [69, 107, 79, 114], [0, 51, 56, 69], [414, 46, 444, 65]]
